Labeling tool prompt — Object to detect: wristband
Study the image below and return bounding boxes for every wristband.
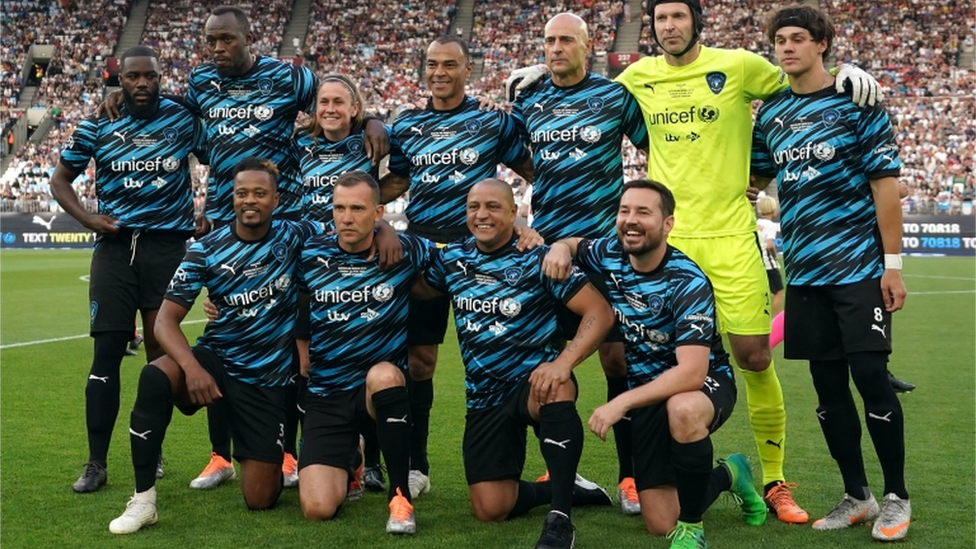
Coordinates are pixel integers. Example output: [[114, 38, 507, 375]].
[[884, 254, 902, 270]]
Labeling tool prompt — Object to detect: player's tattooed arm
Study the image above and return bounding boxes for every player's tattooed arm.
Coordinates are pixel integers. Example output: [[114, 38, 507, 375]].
[[531, 284, 613, 404], [379, 173, 410, 203], [542, 238, 582, 281]]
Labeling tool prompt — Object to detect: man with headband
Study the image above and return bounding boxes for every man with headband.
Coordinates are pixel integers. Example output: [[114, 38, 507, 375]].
[[751, 5, 910, 541]]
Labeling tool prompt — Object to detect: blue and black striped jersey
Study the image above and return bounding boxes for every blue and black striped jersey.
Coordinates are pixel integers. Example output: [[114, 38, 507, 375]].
[[165, 220, 321, 387], [425, 238, 587, 410], [298, 233, 433, 396], [512, 74, 648, 241], [59, 98, 206, 232], [751, 88, 900, 286], [388, 97, 531, 241], [294, 125, 383, 223], [186, 56, 318, 222], [576, 239, 732, 388]]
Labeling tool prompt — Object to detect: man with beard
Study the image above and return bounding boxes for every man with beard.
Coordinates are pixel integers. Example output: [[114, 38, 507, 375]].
[[50, 45, 206, 494], [108, 158, 321, 534], [543, 179, 759, 549]]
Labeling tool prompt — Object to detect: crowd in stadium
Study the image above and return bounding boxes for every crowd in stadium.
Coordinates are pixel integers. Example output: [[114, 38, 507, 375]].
[[0, 0, 973, 216], [302, 0, 457, 117]]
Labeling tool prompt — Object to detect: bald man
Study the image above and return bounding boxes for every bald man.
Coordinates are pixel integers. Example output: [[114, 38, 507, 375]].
[[413, 179, 615, 549], [508, 13, 650, 515]]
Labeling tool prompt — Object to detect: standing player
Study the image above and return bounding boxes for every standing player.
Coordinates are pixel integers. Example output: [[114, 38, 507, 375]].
[[380, 35, 535, 498], [505, 0, 884, 524], [750, 6, 910, 541], [296, 172, 431, 534], [414, 179, 615, 549], [50, 46, 206, 493], [107, 158, 320, 534], [509, 13, 650, 515], [544, 179, 765, 549]]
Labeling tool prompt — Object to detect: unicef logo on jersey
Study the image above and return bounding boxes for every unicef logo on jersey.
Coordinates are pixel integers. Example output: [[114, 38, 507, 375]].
[[347, 138, 364, 154], [813, 142, 835, 161], [698, 105, 720, 123], [499, 298, 521, 317], [459, 148, 480, 166], [254, 105, 274, 121], [258, 78, 274, 95], [372, 283, 394, 302], [579, 125, 601, 143], [465, 119, 482, 136], [587, 97, 604, 114], [162, 157, 180, 172], [275, 274, 291, 290], [163, 128, 178, 143]]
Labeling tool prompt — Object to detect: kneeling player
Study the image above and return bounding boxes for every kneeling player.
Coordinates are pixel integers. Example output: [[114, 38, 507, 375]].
[[109, 158, 319, 534], [545, 180, 767, 549], [414, 179, 615, 549], [296, 172, 431, 534]]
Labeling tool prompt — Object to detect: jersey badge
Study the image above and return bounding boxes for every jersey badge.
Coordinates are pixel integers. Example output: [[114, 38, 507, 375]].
[[465, 119, 482, 136], [504, 267, 522, 286], [705, 72, 727, 95], [587, 97, 605, 114], [163, 128, 178, 142], [822, 109, 840, 127], [258, 78, 274, 95], [272, 242, 287, 262]]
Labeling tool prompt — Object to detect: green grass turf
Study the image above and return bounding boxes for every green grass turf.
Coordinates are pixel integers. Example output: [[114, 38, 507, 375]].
[[1, 249, 973, 548]]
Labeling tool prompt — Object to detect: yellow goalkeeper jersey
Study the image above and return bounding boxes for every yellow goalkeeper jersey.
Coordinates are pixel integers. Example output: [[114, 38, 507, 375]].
[[617, 46, 787, 238]]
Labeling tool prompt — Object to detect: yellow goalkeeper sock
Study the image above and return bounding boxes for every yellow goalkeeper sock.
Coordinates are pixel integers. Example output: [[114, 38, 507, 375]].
[[740, 360, 786, 486]]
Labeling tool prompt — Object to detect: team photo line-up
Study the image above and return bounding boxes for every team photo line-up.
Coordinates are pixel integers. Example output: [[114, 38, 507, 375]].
[[52, 2, 912, 548]]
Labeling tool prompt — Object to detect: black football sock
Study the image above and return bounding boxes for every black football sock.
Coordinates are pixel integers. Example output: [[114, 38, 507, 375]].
[[607, 375, 634, 481], [86, 331, 130, 466], [507, 480, 553, 520], [363, 427, 381, 467], [408, 378, 433, 474], [131, 364, 174, 493], [702, 461, 732, 510], [849, 351, 908, 499], [539, 401, 583, 517], [811, 360, 869, 496], [672, 437, 713, 524], [373, 386, 412, 502], [207, 398, 232, 462]]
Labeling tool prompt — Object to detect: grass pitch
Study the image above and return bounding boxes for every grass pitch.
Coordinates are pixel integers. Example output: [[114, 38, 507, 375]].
[[1, 249, 973, 548]]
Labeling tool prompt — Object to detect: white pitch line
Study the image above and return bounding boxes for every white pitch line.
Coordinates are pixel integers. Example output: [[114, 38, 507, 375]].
[[904, 274, 975, 281], [910, 290, 975, 295], [0, 319, 208, 349]]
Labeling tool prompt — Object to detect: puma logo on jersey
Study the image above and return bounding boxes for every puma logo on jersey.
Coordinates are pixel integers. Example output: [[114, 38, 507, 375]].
[[774, 117, 785, 129], [220, 263, 237, 275], [209, 80, 222, 92], [533, 101, 546, 112], [409, 125, 424, 135], [456, 260, 468, 276], [316, 257, 331, 268], [113, 131, 128, 143]]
